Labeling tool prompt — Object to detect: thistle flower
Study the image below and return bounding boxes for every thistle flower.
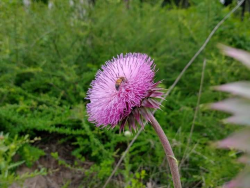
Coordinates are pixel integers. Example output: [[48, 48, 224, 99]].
[[86, 53, 164, 131], [87, 53, 182, 188]]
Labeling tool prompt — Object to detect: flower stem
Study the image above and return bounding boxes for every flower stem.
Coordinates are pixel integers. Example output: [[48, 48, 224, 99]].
[[148, 112, 182, 188]]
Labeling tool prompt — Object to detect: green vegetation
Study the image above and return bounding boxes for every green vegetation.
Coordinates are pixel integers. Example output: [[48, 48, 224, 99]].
[[0, 0, 249, 187], [0, 133, 46, 187]]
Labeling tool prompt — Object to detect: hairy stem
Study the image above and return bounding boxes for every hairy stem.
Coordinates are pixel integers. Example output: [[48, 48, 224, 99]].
[[148, 112, 182, 188]]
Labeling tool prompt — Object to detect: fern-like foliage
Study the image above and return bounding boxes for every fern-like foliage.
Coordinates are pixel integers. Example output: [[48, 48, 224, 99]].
[[1, 0, 250, 187], [0, 133, 46, 188]]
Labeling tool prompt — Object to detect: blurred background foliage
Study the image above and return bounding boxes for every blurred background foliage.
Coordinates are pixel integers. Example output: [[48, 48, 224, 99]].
[[0, 0, 250, 187]]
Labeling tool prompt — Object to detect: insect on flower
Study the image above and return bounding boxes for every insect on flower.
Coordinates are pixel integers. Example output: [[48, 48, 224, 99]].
[[86, 53, 164, 132], [115, 77, 126, 91]]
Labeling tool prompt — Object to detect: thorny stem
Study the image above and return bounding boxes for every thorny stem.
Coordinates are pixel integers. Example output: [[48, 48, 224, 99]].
[[148, 112, 182, 188]]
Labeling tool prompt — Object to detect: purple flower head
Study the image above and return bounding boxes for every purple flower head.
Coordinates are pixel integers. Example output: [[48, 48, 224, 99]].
[[86, 53, 164, 131]]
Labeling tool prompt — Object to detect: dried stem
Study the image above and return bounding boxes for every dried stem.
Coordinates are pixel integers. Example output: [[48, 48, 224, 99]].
[[148, 112, 182, 188], [179, 59, 206, 169]]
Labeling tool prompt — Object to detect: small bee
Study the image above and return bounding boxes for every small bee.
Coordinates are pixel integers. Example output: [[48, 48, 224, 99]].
[[115, 77, 126, 91]]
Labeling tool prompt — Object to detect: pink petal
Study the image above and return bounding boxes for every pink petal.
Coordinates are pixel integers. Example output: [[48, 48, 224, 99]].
[[141, 99, 157, 108], [225, 115, 250, 126], [128, 115, 136, 131], [220, 45, 250, 68], [217, 129, 250, 152], [151, 81, 161, 88], [225, 179, 240, 188], [211, 98, 250, 115], [238, 155, 250, 164], [148, 98, 161, 109], [133, 108, 144, 127], [224, 174, 250, 188], [151, 87, 164, 91], [140, 108, 151, 123], [149, 91, 164, 98], [119, 118, 128, 133], [215, 82, 250, 99], [133, 108, 141, 122]]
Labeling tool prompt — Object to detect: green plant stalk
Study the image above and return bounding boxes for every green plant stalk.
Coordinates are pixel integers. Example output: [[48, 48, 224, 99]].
[[148, 112, 182, 188]]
